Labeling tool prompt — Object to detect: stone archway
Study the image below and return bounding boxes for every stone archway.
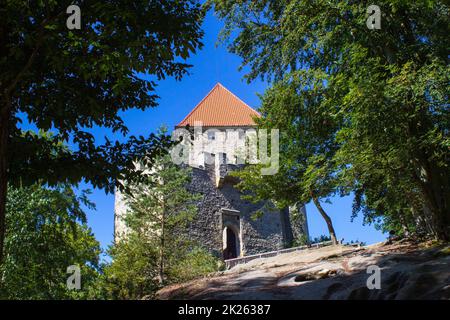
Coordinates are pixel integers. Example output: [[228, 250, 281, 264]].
[[223, 226, 240, 259], [221, 208, 242, 260]]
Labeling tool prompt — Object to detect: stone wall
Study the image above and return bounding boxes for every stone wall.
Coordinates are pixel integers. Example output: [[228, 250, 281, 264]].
[[114, 164, 310, 258], [186, 166, 307, 258]]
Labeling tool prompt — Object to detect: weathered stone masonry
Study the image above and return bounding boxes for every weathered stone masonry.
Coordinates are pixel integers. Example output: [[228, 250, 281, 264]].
[[185, 163, 307, 258]]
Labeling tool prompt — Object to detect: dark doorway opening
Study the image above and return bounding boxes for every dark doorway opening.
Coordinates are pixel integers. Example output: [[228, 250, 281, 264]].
[[224, 227, 238, 259]]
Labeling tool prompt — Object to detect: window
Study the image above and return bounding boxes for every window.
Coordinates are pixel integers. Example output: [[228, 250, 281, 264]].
[[207, 131, 215, 140], [219, 152, 227, 164]]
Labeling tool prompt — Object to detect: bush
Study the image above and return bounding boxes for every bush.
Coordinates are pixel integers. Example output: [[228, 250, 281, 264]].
[[310, 235, 332, 244], [169, 247, 222, 282], [292, 234, 310, 247]]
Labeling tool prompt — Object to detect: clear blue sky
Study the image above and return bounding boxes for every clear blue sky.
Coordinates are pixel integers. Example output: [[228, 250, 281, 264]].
[[33, 11, 387, 257]]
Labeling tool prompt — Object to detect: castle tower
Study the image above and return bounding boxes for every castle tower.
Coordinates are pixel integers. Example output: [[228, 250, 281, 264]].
[[114, 83, 309, 259]]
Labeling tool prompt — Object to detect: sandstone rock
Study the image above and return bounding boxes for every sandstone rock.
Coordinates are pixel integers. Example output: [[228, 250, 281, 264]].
[[156, 241, 450, 300]]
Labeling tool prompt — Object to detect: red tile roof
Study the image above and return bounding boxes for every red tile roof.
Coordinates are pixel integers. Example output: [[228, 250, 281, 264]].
[[176, 83, 260, 127]]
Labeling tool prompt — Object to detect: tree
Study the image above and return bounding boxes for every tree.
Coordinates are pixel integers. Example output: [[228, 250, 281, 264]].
[[232, 72, 340, 245], [0, 0, 204, 262], [123, 154, 201, 284], [101, 232, 160, 299], [0, 184, 101, 299], [104, 154, 218, 299], [335, 59, 450, 239], [213, 0, 450, 240]]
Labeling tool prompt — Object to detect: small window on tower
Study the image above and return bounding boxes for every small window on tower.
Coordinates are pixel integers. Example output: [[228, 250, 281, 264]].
[[207, 131, 216, 140], [219, 152, 227, 164]]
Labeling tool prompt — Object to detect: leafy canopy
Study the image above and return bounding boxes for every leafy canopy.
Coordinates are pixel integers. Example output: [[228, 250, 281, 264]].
[[0, 184, 101, 299], [213, 0, 450, 238], [2, 0, 205, 192]]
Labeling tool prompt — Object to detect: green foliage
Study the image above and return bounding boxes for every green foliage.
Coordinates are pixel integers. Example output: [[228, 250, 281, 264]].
[[339, 59, 450, 238], [169, 247, 222, 282], [213, 0, 450, 240], [344, 240, 367, 247], [310, 235, 332, 245], [0, 185, 101, 299], [100, 235, 160, 300], [0, 0, 205, 264], [292, 234, 309, 247], [230, 73, 341, 243], [2, 0, 205, 192], [102, 154, 219, 299]]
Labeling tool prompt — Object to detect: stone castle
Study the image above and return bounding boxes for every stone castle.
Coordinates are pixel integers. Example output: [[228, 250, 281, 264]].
[[115, 83, 309, 260]]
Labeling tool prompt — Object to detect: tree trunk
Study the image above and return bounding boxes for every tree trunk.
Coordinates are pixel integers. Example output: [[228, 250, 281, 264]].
[[408, 112, 450, 241], [426, 166, 450, 241], [311, 192, 338, 245], [414, 161, 450, 241], [158, 210, 165, 284], [0, 95, 11, 264]]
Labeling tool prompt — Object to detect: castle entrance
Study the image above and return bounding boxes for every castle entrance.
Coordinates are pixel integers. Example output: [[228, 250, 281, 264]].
[[221, 208, 241, 260], [224, 227, 238, 259]]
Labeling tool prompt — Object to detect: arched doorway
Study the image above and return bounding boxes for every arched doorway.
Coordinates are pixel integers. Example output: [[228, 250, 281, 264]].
[[221, 208, 242, 260], [223, 226, 240, 259]]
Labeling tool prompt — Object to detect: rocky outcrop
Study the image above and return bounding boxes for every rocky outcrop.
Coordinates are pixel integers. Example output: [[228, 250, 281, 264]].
[[156, 241, 450, 300]]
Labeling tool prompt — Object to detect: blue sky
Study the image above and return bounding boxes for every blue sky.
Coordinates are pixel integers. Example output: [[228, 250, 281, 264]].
[[34, 11, 386, 257]]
